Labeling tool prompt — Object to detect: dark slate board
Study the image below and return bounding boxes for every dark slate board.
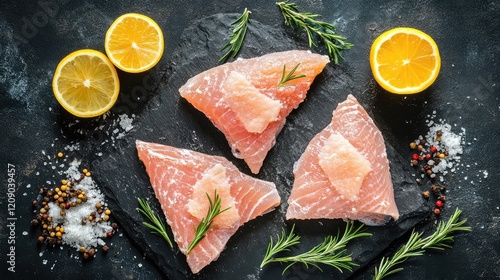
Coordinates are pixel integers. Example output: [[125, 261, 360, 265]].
[[94, 14, 429, 279]]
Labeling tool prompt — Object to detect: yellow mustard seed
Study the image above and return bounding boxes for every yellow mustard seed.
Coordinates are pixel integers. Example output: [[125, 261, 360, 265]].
[[82, 168, 88, 174], [439, 153, 445, 159], [50, 232, 55, 237], [59, 227, 65, 233], [61, 185, 67, 191], [61, 179, 68, 185], [57, 152, 64, 158], [104, 209, 111, 215], [55, 226, 60, 232], [56, 232, 62, 237], [54, 187, 60, 193], [85, 171, 91, 177], [88, 216, 93, 221], [53, 194, 59, 200], [77, 194, 84, 199]]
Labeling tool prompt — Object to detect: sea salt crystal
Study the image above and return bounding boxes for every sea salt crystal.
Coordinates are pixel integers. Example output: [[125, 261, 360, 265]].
[[118, 114, 134, 132], [48, 160, 112, 250]]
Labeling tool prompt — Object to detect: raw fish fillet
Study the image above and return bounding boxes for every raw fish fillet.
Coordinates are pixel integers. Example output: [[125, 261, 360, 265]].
[[286, 95, 399, 225], [179, 50, 329, 174], [136, 140, 281, 273]]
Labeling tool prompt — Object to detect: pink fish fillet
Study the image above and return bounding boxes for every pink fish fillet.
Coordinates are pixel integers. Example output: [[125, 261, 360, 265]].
[[286, 94, 399, 225], [136, 140, 281, 273], [179, 50, 329, 174]]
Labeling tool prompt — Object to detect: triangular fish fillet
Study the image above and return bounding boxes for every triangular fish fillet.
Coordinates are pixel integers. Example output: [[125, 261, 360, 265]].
[[286, 95, 399, 225], [136, 140, 281, 273], [180, 50, 329, 174]]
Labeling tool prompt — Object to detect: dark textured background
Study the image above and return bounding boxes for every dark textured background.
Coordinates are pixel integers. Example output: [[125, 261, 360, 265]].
[[1, 1, 499, 279]]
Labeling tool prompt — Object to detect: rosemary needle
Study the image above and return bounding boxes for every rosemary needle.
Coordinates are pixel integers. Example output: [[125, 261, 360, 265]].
[[261, 224, 301, 268], [219, 8, 251, 63], [277, 63, 307, 87], [262, 221, 371, 274], [276, 1, 353, 64], [187, 190, 230, 254], [373, 208, 472, 280], [136, 198, 173, 248]]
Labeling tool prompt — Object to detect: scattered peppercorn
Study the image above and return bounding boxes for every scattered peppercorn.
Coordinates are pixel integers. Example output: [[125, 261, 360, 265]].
[[409, 142, 417, 149], [433, 208, 441, 215], [102, 245, 109, 253], [430, 185, 438, 193], [435, 200, 444, 208], [421, 191, 430, 199]]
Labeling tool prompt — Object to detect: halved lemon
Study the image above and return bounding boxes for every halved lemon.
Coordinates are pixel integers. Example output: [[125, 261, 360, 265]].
[[370, 27, 441, 94], [52, 49, 120, 118], [105, 13, 164, 73]]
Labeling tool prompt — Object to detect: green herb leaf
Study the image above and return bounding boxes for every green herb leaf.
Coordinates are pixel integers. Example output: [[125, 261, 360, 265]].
[[261, 224, 301, 268], [219, 8, 251, 63], [277, 63, 307, 87], [276, 1, 353, 64], [373, 208, 472, 280], [137, 198, 173, 248], [261, 221, 371, 274], [187, 190, 230, 254]]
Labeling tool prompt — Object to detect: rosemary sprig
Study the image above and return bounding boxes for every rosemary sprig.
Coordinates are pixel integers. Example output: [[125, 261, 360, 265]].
[[261, 224, 301, 268], [136, 198, 173, 248], [277, 63, 307, 87], [262, 221, 371, 274], [187, 190, 230, 254], [373, 208, 472, 280], [276, 1, 353, 64], [219, 8, 251, 63]]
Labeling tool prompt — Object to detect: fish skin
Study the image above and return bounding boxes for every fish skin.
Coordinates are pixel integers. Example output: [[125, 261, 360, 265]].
[[135, 140, 281, 273], [179, 50, 329, 174], [286, 94, 400, 225]]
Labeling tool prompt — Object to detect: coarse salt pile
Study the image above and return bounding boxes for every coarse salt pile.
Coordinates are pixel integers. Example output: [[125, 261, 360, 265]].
[[418, 122, 465, 178], [47, 159, 112, 250]]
